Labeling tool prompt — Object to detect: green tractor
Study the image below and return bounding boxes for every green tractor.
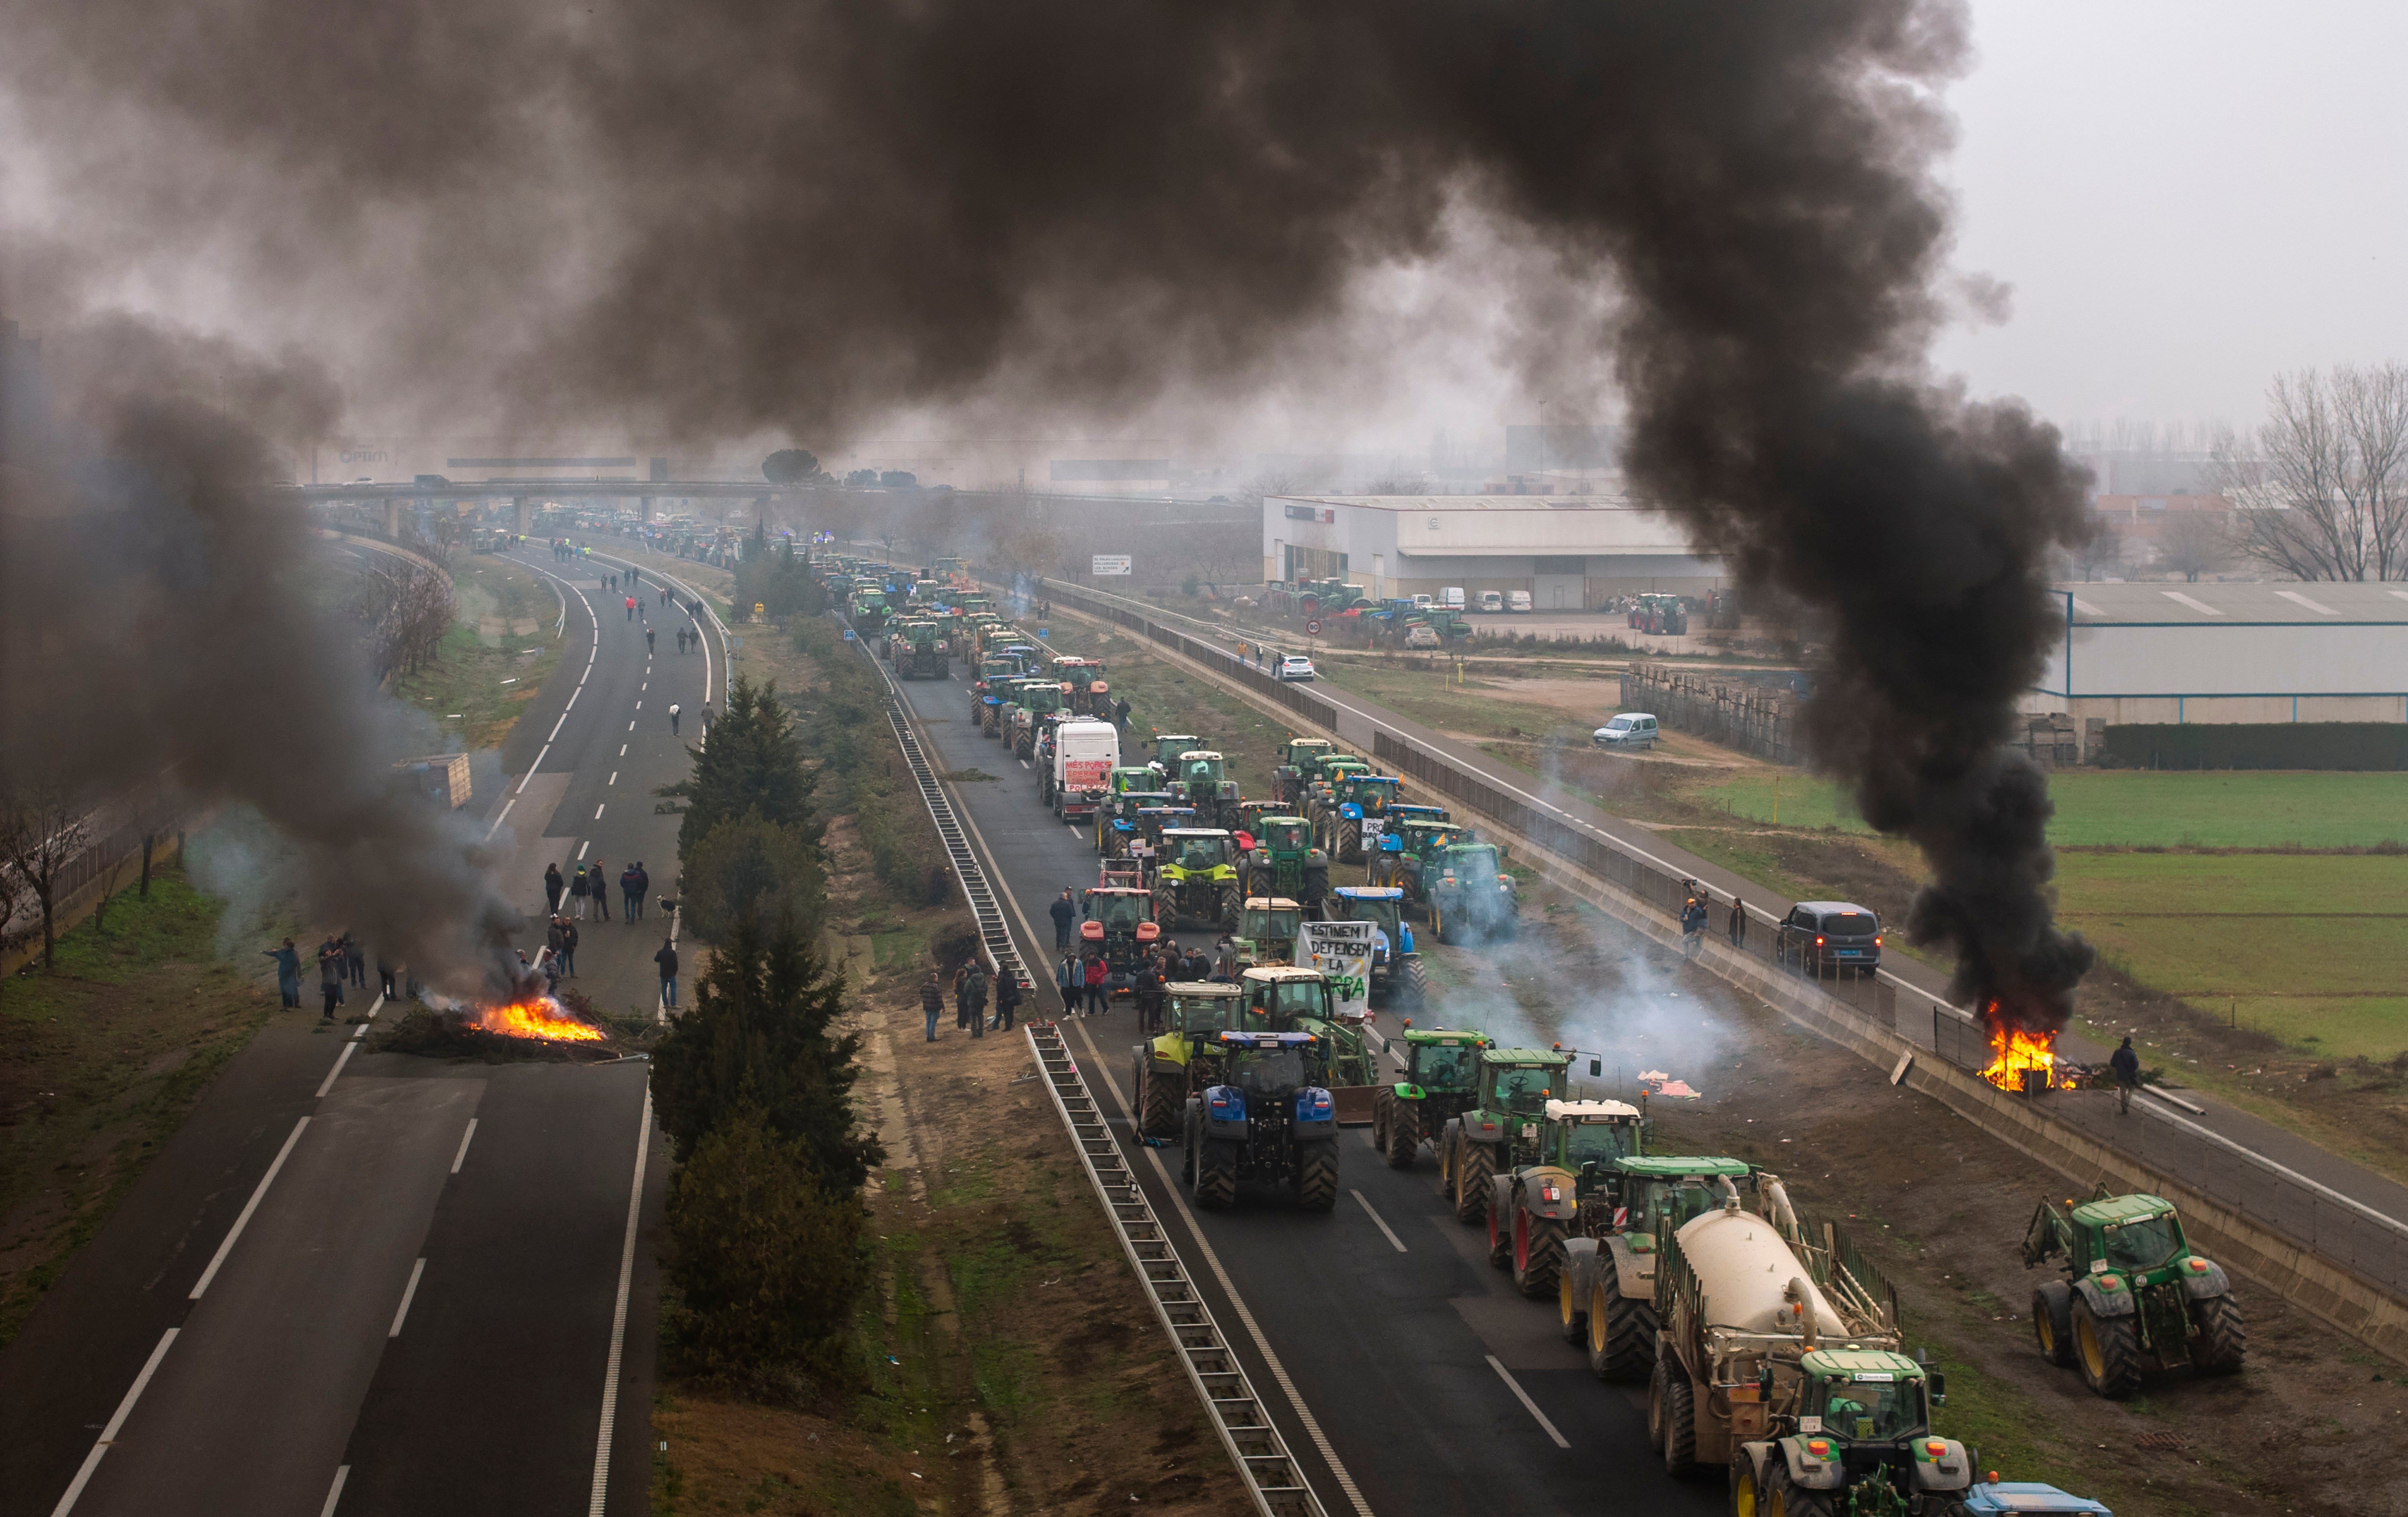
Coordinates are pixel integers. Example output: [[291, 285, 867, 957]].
[[1436, 1047, 1574, 1226], [1238, 966, 1376, 1124], [1326, 885, 1426, 1007], [1369, 1027, 1488, 1168], [1165, 749, 1243, 829], [1235, 814, 1329, 913], [1727, 1348, 1974, 1517], [1315, 772, 1403, 863], [1428, 840, 1519, 944], [1005, 678, 1065, 759], [893, 618, 948, 679], [1369, 818, 1467, 915], [847, 586, 891, 630], [1300, 757, 1372, 850], [1271, 737, 1334, 808], [1094, 772, 1169, 855], [1180, 1030, 1341, 1212], [1480, 1098, 1645, 1299], [2022, 1186, 2244, 1398], [1144, 732, 1204, 786], [1229, 895, 1306, 974], [1559, 1156, 1751, 1383], [1154, 828, 1243, 928], [1131, 982, 1255, 1139]]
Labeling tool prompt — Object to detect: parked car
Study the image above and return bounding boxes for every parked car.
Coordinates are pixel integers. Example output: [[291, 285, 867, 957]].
[[1277, 654, 1318, 682], [1507, 590, 1532, 613], [1775, 901, 1883, 978], [1403, 623, 1442, 648], [1591, 713, 1658, 749], [1479, 591, 1505, 613], [1411, 593, 1435, 610], [1441, 587, 1466, 609]]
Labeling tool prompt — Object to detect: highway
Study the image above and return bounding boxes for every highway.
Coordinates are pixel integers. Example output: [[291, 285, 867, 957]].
[[0, 541, 711, 1517], [882, 651, 1727, 1516]]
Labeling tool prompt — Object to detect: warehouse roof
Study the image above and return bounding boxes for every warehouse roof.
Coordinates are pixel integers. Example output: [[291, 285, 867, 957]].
[[2057, 581, 2408, 626], [1270, 493, 1699, 556]]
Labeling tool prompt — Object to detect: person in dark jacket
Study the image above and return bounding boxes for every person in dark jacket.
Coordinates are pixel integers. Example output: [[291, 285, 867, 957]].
[[992, 970, 1022, 1033], [571, 864, 590, 919], [921, 971, 946, 1042], [375, 954, 397, 1000], [965, 965, 988, 1039], [1728, 896, 1747, 947], [1049, 888, 1077, 950], [620, 865, 642, 921], [655, 939, 680, 1009], [954, 963, 975, 1030], [591, 860, 612, 920], [2110, 1036, 2142, 1114], [543, 861, 565, 915], [266, 938, 302, 1007], [344, 934, 366, 988], [319, 936, 346, 1006], [1055, 951, 1081, 1011], [559, 919, 580, 978], [632, 862, 651, 919]]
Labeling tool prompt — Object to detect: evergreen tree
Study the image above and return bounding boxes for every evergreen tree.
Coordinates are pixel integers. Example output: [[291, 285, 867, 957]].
[[659, 673, 815, 861], [650, 912, 881, 1194]]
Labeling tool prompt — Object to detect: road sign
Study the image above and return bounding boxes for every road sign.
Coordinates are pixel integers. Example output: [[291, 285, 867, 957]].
[[754, 602, 766, 617], [1305, 618, 1322, 635], [1092, 554, 1133, 576]]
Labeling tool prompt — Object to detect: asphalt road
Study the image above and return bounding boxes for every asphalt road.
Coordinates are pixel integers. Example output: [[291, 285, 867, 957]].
[[886, 656, 1726, 1517], [0, 542, 707, 1517]]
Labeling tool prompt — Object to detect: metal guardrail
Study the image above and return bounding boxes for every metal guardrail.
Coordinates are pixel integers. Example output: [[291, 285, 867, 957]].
[[1023, 1022, 1326, 1517]]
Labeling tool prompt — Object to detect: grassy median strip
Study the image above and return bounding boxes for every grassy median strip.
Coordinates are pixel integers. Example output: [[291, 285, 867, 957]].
[[390, 552, 565, 752]]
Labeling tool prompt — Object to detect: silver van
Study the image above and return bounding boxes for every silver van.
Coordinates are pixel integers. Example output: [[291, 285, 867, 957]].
[[1591, 713, 1658, 749]]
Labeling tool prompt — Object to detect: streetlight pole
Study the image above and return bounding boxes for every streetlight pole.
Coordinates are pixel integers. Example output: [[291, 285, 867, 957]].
[[1538, 399, 1549, 489]]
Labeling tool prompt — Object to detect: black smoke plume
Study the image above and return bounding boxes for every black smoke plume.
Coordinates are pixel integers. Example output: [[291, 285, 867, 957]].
[[3, 0, 2094, 1025]]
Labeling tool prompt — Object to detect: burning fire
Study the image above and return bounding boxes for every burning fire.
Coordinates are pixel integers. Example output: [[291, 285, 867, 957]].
[[473, 997, 606, 1043], [1978, 1007, 2077, 1092]]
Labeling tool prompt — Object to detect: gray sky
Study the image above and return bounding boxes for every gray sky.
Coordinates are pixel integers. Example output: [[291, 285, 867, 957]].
[[1935, 0, 2408, 434]]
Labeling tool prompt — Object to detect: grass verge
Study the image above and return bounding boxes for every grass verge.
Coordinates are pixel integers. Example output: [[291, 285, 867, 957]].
[[391, 552, 565, 751]]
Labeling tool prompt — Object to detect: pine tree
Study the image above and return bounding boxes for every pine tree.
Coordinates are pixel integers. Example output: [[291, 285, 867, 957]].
[[659, 673, 816, 861]]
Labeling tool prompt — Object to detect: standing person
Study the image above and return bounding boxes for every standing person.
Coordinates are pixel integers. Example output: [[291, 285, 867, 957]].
[[345, 934, 366, 989], [1055, 950, 1081, 1011], [675, 626, 687, 654], [992, 969, 1021, 1033], [633, 861, 651, 919], [375, 953, 397, 1000], [921, 971, 945, 1042], [1135, 956, 1164, 1034], [1113, 695, 1131, 730], [2110, 1036, 2142, 1115], [965, 963, 988, 1040], [560, 918, 580, 978], [700, 702, 714, 733], [319, 936, 347, 1006], [571, 863, 590, 919], [1083, 952, 1108, 1014], [659, 586, 669, 606], [591, 860, 612, 920], [1728, 896, 1747, 948], [321, 967, 343, 1021], [669, 702, 681, 735], [620, 863, 642, 921], [655, 938, 679, 1009], [265, 938, 302, 1007], [954, 961, 974, 1030], [645, 626, 656, 654], [1049, 888, 1077, 951], [626, 594, 637, 621], [544, 861, 565, 915], [1680, 894, 1708, 959], [545, 915, 568, 974]]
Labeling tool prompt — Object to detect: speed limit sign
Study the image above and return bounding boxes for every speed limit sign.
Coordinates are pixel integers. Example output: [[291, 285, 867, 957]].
[[1306, 617, 1322, 635]]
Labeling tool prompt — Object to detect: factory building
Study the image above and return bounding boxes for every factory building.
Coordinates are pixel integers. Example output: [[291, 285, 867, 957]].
[[1263, 494, 1724, 609], [2024, 581, 2408, 725]]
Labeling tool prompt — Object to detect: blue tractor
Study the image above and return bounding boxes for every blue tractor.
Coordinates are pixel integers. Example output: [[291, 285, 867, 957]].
[[1180, 1031, 1341, 1212], [1327, 885, 1427, 1008]]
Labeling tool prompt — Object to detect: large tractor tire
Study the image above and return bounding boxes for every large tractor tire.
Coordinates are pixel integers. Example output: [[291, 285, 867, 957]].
[[1369, 1087, 1389, 1151], [1559, 1268, 1587, 1344], [1729, 1457, 1765, 1517], [2032, 1282, 2074, 1368], [1767, 1464, 1835, 1517], [1336, 819, 1360, 863], [1430, 904, 1451, 946], [1193, 1139, 1238, 1211], [1654, 1357, 1698, 1477], [1400, 954, 1430, 1009], [1138, 1062, 1182, 1139], [1385, 1097, 1422, 1169], [1590, 1284, 1656, 1382], [2072, 1297, 2144, 1399], [1486, 1202, 1514, 1270], [1217, 884, 1242, 930], [1513, 1212, 1566, 1298], [1296, 1144, 1339, 1212], [1453, 1136, 1495, 1225], [2193, 1293, 2247, 1374]]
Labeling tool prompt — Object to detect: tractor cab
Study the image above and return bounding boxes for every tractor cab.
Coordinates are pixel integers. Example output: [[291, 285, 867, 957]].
[[1146, 734, 1203, 783], [1537, 1099, 1644, 1178], [1232, 896, 1306, 970], [1081, 886, 1161, 991], [1470, 1048, 1574, 1167], [1796, 1347, 1935, 1442], [1239, 967, 1373, 1119], [1238, 815, 1327, 910], [1273, 737, 1335, 805], [1399, 1029, 1486, 1095], [1240, 966, 1334, 1029], [1430, 842, 1518, 944], [1099, 785, 1176, 855], [1156, 828, 1240, 928], [1375, 804, 1450, 849], [1132, 982, 1256, 1137], [1328, 885, 1420, 1005]]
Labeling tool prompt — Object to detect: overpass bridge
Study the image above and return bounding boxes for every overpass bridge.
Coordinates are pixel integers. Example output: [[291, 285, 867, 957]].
[[290, 478, 821, 537]]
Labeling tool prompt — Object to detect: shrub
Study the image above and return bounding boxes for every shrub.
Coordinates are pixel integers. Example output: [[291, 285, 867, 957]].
[[681, 810, 826, 946]]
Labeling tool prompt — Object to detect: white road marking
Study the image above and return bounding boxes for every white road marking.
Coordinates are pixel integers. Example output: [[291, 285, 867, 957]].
[[549, 713, 567, 741], [319, 1464, 351, 1517], [565, 688, 579, 710], [518, 743, 552, 789], [628, 721, 636, 731], [483, 797, 517, 840], [608, 772, 617, 785], [641, 682, 647, 691], [387, 1257, 427, 1338], [189, 1117, 310, 1299], [1018, 759, 1029, 769], [349, 1021, 368, 1042], [619, 744, 626, 756], [577, 840, 590, 860], [47, 1328, 179, 1517], [451, 1117, 479, 1173], [315, 1041, 358, 1097], [1485, 1355, 1570, 1448], [594, 804, 606, 820], [588, 1087, 655, 1516], [1352, 1190, 1408, 1252]]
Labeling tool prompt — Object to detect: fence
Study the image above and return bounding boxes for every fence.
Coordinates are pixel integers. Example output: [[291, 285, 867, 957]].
[[1618, 664, 1804, 766]]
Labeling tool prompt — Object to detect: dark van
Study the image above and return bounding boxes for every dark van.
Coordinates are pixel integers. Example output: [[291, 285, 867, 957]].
[[1775, 901, 1882, 979]]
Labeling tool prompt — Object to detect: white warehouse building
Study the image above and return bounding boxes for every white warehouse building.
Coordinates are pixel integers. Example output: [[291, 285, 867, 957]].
[[1263, 494, 1724, 609], [2025, 581, 2408, 725]]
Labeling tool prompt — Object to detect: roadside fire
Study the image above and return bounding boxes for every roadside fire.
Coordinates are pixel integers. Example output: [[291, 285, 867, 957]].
[[472, 997, 605, 1043], [1979, 1005, 2078, 1093]]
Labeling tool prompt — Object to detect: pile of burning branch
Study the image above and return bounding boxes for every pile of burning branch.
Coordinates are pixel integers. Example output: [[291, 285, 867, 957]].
[[377, 989, 626, 1063]]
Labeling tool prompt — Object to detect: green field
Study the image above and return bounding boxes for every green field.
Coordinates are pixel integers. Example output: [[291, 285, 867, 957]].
[[1686, 769, 2408, 849]]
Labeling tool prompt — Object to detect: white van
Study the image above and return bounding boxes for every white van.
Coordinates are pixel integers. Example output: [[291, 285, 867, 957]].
[[1592, 713, 1659, 749], [1045, 719, 1121, 819], [1442, 587, 1465, 610], [1479, 591, 1505, 613], [1507, 590, 1533, 613], [1411, 593, 1435, 610]]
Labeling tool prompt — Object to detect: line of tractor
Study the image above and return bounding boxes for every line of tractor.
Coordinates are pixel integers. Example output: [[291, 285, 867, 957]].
[[826, 552, 2220, 1517]]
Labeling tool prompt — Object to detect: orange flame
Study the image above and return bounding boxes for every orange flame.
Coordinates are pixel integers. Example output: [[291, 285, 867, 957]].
[[474, 997, 606, 1043], [1979, 1007, 2076, 1092]]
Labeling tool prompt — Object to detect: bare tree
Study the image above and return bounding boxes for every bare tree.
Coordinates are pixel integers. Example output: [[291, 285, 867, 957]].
[[2215, 364, 2408, 580], [2154, 511, 2232, 582], [2069, 525, 2125, 582], [350, 562, 458, 682], [0, 776, 95, 969]]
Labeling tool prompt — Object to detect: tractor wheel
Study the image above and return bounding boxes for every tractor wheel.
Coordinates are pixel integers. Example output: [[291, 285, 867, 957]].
[[1337, 819, 1360, 863], [2072, 1297, 2144, 1399], [1654, 1357, 1698, 1477], [1401, 955, 1430, 1009], [1486, 1202, 1513, 1270], [1728, 1457, 1763, 1517], [1454, 1137, 1494, 1225], [1217, 884, 1241, 930], [2193, 1293, 2247, 1375], [1296, 1144, 1339, 1212], [1193, 1139, 1238, 1211], [1590, 1285, 1656, 1382], [1370, 1088, 1389, 1151], [2032, 1282, 2074, 1368], [1559, 1266, 1587, 1344], [1431, 904, 1451, 945], [1385, 1098, 1422, 1169], [1139, 1063, 1182, 1139], [1767, 1463, 1834, 1517], [1514, 1213, 1566, 1298], [1436, 1127, 1454, 1198]]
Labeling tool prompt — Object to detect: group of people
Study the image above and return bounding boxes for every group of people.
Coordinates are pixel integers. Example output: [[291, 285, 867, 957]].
[[1675, 878, 1749, 959], [544, 859, 655, 921], [920, 957, 1025, 1040], [263, 932, 402, 1019], [537, 914, 582, 989]]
